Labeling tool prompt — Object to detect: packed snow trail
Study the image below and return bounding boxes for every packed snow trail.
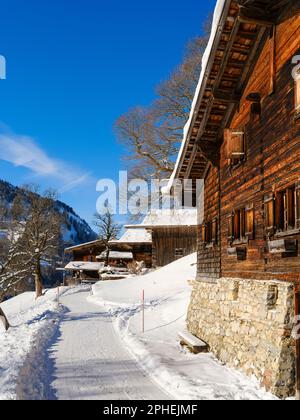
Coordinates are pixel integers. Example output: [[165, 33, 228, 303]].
[[47, 290, 171, 400]]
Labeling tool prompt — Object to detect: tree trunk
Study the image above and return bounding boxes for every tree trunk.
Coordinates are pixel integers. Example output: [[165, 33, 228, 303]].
[[35, 260, 43, 299], [0, 306, 10, 331], [105, 246, 110, 267]]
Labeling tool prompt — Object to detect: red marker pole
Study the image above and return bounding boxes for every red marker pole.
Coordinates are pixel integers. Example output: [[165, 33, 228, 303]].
[[142, 290, 145, 334]]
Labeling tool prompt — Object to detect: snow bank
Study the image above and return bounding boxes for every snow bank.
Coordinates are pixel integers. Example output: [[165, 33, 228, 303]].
[[91, 254, 277, 400]]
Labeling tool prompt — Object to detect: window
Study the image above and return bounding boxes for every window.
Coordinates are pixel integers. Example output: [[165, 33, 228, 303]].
[[228, 205, 254, 243], [224, 129, 245, 166], [267, 185, 300, 234], [267, 285, 278, 310], [175, 248, 185, 259], [201, 219, 218, 245]]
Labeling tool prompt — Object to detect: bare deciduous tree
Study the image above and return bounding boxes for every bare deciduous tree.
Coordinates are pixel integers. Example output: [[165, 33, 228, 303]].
[[115, 32, 210, 180], [11, 186, 63, 300], [94, 210, 121, 266]]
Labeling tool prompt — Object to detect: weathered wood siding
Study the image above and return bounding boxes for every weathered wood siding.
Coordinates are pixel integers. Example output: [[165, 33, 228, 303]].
[[152, 227, 197, 267], [197, 165, 221, 281], [220, 13, 300, 282]]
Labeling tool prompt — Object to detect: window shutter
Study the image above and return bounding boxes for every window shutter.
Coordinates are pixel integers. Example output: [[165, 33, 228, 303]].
[[234, 210, 241, 240], [296, 186, 300, 229], [240, 208, 246, 238], [227, 214, 234, 242], [224, 129, 233, 160], [265, 195, 275, 231], [224, 129, 245, 163], [232, 132, 245, 158], [286, 188, 295, 230], [245, 206, 254, 239], [295, 77, 300, 112], [201, 224, 207, 244]]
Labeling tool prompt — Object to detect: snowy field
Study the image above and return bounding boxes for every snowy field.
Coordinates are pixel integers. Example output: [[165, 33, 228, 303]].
[[0, 254, 277, 400]]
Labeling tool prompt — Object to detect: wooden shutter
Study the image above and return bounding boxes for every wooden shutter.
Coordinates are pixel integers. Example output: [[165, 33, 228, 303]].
[[275, 192, 284, 231], [225, 129, 245, 162], [234, 210, 241, 240], [240, 208, 246, 239], [201, 224, 207, 244], [286, 187, 295, 230], [227, 214, 234, 242], [296, 186, 300, 229], [265, 195, 275, 231], [295, 77, 300, 111], [245, 206, 254, 239]]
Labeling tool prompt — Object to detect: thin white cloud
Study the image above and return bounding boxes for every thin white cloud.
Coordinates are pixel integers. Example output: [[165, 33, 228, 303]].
[[0, 131, 92, 193]]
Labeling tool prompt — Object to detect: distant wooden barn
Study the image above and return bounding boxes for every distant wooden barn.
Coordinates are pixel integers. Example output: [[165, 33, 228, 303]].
[[65, 228, 152, 268], [127, 209, 198, 267], [65, 240, 105, 263]]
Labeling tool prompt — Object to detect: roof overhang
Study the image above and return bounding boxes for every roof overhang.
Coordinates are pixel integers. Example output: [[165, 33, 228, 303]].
[[168, 0, 296, 187], [64, 239, 104, 253]]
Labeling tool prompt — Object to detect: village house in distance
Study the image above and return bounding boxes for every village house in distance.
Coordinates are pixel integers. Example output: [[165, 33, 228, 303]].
[[167, 0, 300, 398], [63, 208, 197, 281], [126, 209, 197, 268]]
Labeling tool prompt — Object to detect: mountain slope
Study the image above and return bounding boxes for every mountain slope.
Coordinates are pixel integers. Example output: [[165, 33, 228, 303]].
[[0, 180, 97, 247]]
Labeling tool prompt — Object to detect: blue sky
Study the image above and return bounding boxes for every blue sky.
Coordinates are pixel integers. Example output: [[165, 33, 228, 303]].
[[0, 0, 215, 226]]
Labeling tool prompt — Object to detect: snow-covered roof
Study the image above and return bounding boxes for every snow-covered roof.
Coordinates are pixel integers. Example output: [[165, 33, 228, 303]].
[[126, 209, 197, 229], [110, 228, 152, 244], [97, 251, 134, 260], [165, 0, 228, 192], [65, 261, 104, 271], [64, 239, 103, 252]]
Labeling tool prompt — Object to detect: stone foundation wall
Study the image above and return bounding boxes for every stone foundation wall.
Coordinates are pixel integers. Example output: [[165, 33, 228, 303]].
[[187, 278, 296, 398]]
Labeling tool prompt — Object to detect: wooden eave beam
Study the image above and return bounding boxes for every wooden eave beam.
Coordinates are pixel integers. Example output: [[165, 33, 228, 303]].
[[238, 13, 275, 27]]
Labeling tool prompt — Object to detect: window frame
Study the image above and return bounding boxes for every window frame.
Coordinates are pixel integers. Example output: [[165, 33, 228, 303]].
[[269, 184, 300, 237]]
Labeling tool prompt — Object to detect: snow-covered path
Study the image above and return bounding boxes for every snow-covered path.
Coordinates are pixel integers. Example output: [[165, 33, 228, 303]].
[[48, 290, 171, 400]]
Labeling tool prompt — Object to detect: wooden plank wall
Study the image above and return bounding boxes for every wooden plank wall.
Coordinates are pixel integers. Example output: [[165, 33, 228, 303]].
[[152, 227, 197, 267], [220, 12, 300, 282]]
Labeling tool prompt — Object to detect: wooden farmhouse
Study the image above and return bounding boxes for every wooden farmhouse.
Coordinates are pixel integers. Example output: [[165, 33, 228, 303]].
[[108, 228, 152, 268], [126, 209, 198, 267], [63, 228, 152, 282], [168, 0, 300, 398], [64, 239, 105, 263]]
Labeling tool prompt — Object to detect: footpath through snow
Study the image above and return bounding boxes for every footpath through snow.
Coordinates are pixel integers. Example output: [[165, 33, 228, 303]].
[[0, 254, 277, 400], [90, 254, 277, 401]]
